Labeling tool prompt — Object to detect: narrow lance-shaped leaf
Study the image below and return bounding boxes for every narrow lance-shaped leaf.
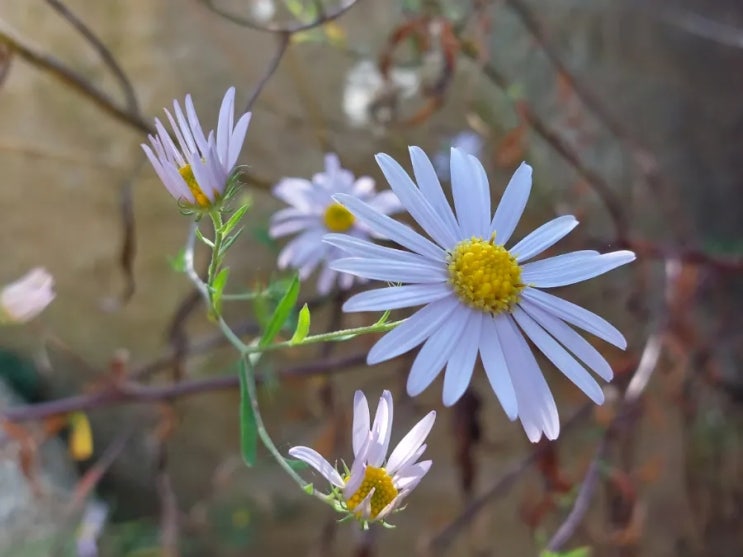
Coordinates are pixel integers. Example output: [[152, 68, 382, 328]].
[[238, 358, 257, 466], [221, 203, 251, 236], [210, 267, 230, 316], [259, 274, 300, 348], [290, 303, 311, 344]]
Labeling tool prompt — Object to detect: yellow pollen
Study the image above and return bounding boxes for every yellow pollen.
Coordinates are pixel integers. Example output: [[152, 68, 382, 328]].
[[178, 164, 211, 208], [323, 202, 355, 232], [447, 235, 524, 314], [345, 466, 398, 519]]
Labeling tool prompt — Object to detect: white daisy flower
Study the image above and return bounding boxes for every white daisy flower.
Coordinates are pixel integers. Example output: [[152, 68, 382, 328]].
[[269, 153, 401, 295], [142, 87, 251, 209], [289, 390, 435, 523], [0, 267, 55, 324], [325, 147, 636, 442]]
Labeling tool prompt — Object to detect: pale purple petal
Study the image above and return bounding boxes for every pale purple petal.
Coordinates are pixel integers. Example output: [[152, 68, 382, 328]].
[[493, 315, 560, 442], [343, 284, 453, 312], [386, 411, 436, 475], [334, 193, 445, 261], [519, 299, 613, 380], [490, 162, 532, 245], [510, 215, 579, 262], [479, 317, 518, 420], [368, 297, 460, 364], [376, 153, 459, 248], [442, 310, 483, 406], [409, 146, 460, 240], [522, 250, 636, 287], [352, 391, 370, 457], [512, 308, 604, 404], [450, 148, 489, 238], [288, 446, 344, 487], [522, 287, 627, 349], [331, 257, 447, 283]]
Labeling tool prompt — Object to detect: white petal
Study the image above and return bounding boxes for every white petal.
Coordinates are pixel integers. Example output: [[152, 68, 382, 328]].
[[367, 391, 393, 466], [442, 311, 483, 406], [519, 299, 613, 381], [324, 233, 444, 268], [406, 304, 471, 396], [479, 317, 518, 420], [467, 153, 492, 235], [493, 315, 560, 442], [216, 87, 235, 161], [352, 391, 370, 457], [316, 265, 338, 295], [394, 459, 432, 491], [366, 189, 402, 215], [367, 297, 460, 364], [510, 215, 579, 262], [376, 153, 459, 248], [343, 284, 453, 312], [512, 308, 605, 404], [522, 250, 636, 287], [450, 148, 489, 238], [386, 411, 436, 475], [288, 446, 344, 488], [490, 162, 532, 245], [334, 193, 445, 261], [522, 287, 627, 349], [409, 146, 460, 240], [344, 445, 368, 499], [331, 257, 447, 283], [228, 112, 251, 168], [269, 215, 317, 238], [272, 178, 318, 211]]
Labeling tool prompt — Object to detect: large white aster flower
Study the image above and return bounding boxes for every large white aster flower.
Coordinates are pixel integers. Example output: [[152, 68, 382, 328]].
[[326, 147, 636, 442], [0, 268, 55, 324], [289, 390, 435, 523], [270, 153, 400, 295], [142, 87, 251, 209]]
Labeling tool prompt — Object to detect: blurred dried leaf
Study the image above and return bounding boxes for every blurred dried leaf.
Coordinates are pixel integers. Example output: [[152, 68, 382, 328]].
[[495, 122, 527, 168], [68, 411, 94, 461], [1, 418, 40, 495]]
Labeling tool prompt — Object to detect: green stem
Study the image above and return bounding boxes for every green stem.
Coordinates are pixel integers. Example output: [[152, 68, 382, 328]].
[[240, 355, 310, 491]]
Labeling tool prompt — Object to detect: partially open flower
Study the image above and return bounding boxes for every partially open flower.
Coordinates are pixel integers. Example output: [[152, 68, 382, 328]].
[[142, 87, 251, 211], [289, 390, 435, 524], [0, 267, 55, 324]]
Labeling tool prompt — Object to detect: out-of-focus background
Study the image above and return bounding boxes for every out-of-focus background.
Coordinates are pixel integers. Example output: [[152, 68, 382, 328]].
[[0, 0, 741, 555]]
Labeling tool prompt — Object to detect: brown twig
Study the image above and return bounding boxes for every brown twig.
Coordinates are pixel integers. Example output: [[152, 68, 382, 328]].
[[544, 258, 679, 552], [458, 39, 628, 237], [3, 353, 367, 422], [244, 32, 291, 113], [0, 19, 153, 135], [44, 0, 140, 113], [201, 0, 363, 34], [424, 402, 592, 555]]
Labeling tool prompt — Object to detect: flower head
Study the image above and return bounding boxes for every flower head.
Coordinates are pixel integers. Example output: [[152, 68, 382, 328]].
[[269, 154, 401, 295], [0, 268, 55, 324], [289, 390, 435, 524], [326, 147, 636, 442], [142, 87, 251, 210]]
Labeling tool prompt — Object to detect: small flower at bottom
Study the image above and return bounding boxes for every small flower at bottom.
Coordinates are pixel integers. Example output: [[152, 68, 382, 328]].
[[0, 267, 55, 324], [289, 390, 435, 525], [269, 154, 400, 295], [142, 87, 251, 212]]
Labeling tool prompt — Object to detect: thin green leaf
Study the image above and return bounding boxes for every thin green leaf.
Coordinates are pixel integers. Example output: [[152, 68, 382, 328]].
[[195, 227, 215, 248], [286, 458, 309, 471], [238, 359, 257, 466], [168, 248, 187, 273], [221, 203, 251, 236], [259, 275, 300, 347], [218, 226, 245, 257], [290, 303, 311, 344], [211, 267, 230, 315]]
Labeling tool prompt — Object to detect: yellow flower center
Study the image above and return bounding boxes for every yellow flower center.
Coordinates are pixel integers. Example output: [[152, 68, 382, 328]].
[[323, 202, 355, 232], [346, 466, 398, 519], [447, 235, 524, 314], [179, 164, 211, 208]]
